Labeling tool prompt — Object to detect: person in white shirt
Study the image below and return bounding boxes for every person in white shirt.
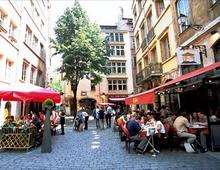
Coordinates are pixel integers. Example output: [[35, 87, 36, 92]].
[[173, 112, 196, 144]]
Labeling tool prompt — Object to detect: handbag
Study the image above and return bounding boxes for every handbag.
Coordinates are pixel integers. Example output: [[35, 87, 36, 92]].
[[184, 142, 196, 153]]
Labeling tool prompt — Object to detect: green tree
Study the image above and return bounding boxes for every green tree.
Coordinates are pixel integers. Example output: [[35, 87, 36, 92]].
[[53, 1, 108, 116], [49, 79, 63, 93]]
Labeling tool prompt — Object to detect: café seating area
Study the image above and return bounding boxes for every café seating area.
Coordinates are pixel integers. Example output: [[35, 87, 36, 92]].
[[114, 108, 216, 155]]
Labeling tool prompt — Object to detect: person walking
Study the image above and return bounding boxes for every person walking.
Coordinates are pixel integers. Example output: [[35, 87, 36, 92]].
[[59, 110, 66, 135], [106, 105, 113, 128], [83, 109, 89, 130], [99, 107, 105, 130], [93, 106, 100, 129], [76, 107, 86, 132]]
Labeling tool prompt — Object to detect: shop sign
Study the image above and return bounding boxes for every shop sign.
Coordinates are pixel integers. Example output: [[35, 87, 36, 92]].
[[177, 46, 201, 65]]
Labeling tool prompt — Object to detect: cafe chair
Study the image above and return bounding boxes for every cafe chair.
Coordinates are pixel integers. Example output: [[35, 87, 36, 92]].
[[121, 125, 136, 153]]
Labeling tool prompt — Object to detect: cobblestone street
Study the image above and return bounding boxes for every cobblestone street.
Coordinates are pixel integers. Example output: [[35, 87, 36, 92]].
[[0, 119, 220, 170]]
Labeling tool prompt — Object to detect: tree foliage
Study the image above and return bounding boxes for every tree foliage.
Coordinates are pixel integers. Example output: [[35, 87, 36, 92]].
[[52, 1, 108, 115]]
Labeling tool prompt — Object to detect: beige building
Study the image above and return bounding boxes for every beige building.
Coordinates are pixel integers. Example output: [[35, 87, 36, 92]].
[[132, 0, 178, 95], [63, 16, 135, 110], [129, 0, 220, 111], [0, 0, 50, 125]]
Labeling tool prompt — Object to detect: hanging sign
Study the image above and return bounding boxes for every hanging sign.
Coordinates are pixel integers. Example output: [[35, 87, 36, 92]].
[[176, 46, 201, 65]]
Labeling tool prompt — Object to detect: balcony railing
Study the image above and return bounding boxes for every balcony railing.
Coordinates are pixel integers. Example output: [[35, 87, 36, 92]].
[[40, 48, 46, 61], [136, 70, 144, 84], [136, 63, 162, 84], [143, 63, 162, 79]]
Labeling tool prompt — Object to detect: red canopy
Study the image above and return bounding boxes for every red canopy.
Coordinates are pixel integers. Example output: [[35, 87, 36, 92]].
[[0, 83, 61, 103], [125, 61, 220, 105], [158, 61, 220, 90], [125, 88, 155, 105]]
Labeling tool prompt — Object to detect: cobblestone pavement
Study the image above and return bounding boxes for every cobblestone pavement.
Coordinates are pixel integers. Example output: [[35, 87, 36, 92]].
[[0, 119, 220, 170]]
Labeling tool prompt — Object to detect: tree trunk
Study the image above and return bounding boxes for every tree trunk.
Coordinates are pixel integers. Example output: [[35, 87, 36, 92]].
[[70, 86, 77, 118]]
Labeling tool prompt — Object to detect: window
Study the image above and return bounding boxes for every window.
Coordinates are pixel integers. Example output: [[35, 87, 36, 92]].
[[137, 0, 142, 14], [150, 47, 157, 63], [36, 70, 43, 86], [141, 24, 146, 40], [109, 33, 124, 42], [131, 37, 135, 49], [5, 60, 13, 83], [110, 45, 125, 56], [40, 43, 46, 60], [176, 0, 190, 32], [147, 11, 152, 31], [115, 33, 119, 42], [135, 34, 140, 49], [144, 56, 149, 66], [30, 66, 36, 84], [138, 62, 142, 72], [160, 34, 170, 61], [110, 33, 114, 42], [155, 0, 165, 17], [25, 26, 32, 45], [9, 22, 17, 40], [133, 7, 137, 22], [40, 20, 44, 30], [32, 35, 38, 50], [0, 10, 7, 31], [21, 62, 29, 81], [108, 61, 126, 74], [108, 79, 127, 91], [110, 46, 115, 56], [119, 33, 124, 42]]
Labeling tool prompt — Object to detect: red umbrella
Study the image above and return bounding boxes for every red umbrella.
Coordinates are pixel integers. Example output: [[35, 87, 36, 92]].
[[0, 83, 61, 103]]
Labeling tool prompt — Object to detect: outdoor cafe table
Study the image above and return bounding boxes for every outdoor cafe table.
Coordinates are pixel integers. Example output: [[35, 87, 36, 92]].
[[139, 125, 160, 155], [188, 125, 208, 134]]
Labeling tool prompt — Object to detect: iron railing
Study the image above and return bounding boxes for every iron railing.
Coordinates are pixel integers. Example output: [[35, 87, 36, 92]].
[[136, 63, 162, 84]]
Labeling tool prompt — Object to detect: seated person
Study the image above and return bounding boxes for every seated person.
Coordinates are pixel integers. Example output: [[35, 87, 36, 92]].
[[196, 111, 208, 126], [39, 111, 46, 123], [126, 119, 142, 149], [24, 112, 33, 125], [146, 112, 156, 127], [173, 112, 196, 144], [189, 112, 198, 124]]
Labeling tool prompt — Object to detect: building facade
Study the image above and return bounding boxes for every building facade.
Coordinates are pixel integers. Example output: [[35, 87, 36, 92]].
[[97, 18, 135, 106], [132, 0, 178, 94], [130, 0, 220, 111], [0, 0, 50, 125]]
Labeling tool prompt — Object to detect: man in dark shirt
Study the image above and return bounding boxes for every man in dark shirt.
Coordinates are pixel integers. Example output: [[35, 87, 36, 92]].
[[126, 119, 142, 150], [126, 119, 141, 137]]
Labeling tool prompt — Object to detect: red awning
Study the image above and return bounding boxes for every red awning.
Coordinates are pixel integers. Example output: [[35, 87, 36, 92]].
[[157, 61, 220, 90], [125, 88, 156, 105], [125, 61, 220, 105]]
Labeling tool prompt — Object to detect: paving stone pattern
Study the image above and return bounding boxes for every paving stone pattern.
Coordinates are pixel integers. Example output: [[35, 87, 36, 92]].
[[0, 119, 220, 170]]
